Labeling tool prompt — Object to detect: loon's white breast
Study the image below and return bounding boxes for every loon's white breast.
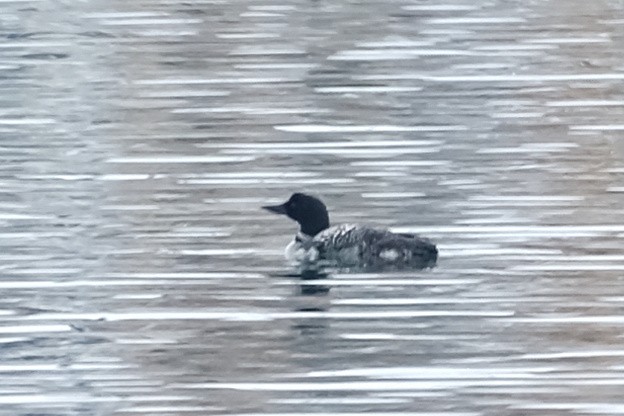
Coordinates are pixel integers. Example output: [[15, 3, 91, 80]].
[[285, 232, 319, 264]]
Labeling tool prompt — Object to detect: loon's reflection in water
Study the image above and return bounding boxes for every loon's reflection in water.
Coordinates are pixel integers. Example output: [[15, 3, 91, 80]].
[[297, 269, 332, 296], [273, 269, 332, 296]]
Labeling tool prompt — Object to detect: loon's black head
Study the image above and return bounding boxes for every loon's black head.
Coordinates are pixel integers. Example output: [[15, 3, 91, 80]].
[[263, 193, 330, 236]]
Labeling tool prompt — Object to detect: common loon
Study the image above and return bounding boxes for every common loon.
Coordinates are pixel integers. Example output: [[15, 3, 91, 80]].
[[262, 193, 438, 269]]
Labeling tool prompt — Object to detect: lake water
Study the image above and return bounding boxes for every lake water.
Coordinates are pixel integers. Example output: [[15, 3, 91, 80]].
[[1, 0, 624, 415]]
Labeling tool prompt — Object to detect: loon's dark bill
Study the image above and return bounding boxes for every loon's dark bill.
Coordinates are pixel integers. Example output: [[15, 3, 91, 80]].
[[262, 203, 287, 215]]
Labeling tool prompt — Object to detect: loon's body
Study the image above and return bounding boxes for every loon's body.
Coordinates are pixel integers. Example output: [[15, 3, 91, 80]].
[[263, 193, 437, 269]]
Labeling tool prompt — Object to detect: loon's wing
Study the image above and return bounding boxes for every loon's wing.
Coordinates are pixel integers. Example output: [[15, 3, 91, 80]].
[[397, 232, 433, 242], [368, 230, 438, 267], [313, 224, 363, 250], [313, 224, 437, 268], [315, 225, 431, 251]]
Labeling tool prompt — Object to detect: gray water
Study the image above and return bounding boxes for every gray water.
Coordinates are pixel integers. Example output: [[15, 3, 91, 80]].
[[1, 0, 624, 415]]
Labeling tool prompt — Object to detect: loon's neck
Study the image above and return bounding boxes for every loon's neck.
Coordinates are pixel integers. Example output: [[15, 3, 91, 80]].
[[295, 231, 313, 243], [298, 213, 330, 237]]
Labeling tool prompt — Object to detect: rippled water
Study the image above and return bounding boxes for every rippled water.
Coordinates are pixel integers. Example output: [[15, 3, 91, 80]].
[[1, 0, 624, 415]]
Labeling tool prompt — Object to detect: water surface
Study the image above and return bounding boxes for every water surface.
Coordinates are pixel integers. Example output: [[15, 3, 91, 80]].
[[1, 0, 623, 415]]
